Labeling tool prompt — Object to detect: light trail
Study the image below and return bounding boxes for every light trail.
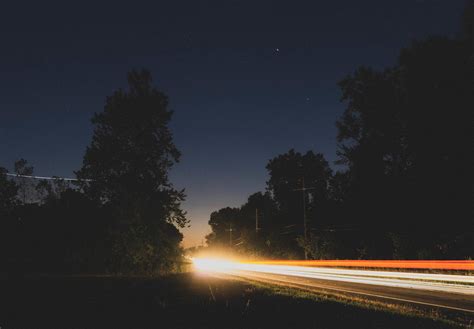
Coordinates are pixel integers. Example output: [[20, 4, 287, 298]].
[[246, 259, 474, 271], [193, 258, 474, 294], [192, 257, 474, 312]]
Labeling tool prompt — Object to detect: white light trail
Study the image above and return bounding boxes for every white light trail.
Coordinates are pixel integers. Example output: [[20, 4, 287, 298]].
[[192, 258, 474, 296]]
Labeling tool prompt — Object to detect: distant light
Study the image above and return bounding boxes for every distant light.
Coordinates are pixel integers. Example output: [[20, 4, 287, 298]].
[[192, 257, 237, 273]]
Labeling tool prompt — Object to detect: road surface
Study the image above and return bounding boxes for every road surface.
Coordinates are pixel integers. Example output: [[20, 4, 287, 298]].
[[193, 258, 474, 313]]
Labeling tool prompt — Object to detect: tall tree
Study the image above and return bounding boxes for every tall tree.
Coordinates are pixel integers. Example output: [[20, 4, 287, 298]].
[[336, 28, 473, 258], [76, 69, 187, 273], [206, 207, 240, 247], [266, 149, 333, 231], [238, 192, 277, 232], [265, 150, 333, 257]]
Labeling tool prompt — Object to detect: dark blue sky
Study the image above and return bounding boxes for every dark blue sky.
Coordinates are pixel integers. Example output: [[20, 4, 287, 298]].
[[0, 1, 466, 246]]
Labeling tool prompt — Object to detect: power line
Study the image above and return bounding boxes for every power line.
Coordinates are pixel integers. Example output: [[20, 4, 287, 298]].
[[6, 173, 92, 182]]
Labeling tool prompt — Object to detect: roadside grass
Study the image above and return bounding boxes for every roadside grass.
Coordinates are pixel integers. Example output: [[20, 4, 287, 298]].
[[0, 273, 470, 329], [228, 275, 471, 328]]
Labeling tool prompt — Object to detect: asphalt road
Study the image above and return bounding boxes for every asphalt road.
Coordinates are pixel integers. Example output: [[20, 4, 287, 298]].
[[226, 269, 474, 313]]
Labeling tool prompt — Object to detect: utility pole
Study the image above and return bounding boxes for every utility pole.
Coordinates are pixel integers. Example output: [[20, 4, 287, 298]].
[[226, 223, 234, 247], [255, 208, 261, 234], [294, 177, 315, 259]]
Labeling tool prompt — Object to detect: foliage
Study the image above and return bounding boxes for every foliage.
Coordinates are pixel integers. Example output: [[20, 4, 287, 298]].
[[35, 178, 70, 204], [75, 69, 186, 273], [266, 149, 333, 227], [77, 69, 187, 229], [335, 35, 472, 258]]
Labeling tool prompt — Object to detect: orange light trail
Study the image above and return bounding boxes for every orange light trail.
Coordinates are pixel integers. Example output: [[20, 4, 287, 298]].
[[245, 260, 474, 271]]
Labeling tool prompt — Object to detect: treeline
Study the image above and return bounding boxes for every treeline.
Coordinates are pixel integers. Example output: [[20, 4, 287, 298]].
[[0, 70, 187, 275], [204, 9, 473, 260]]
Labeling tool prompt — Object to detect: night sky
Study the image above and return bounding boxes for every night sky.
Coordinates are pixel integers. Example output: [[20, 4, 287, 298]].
[[0, 1, 466, 247]]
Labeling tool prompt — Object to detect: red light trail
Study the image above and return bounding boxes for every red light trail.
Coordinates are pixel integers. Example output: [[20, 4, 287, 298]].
[[245, 260, 474, 271]]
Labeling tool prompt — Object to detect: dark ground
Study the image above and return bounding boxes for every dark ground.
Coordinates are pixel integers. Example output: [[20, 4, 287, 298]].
[[0, 273, 466, 329]]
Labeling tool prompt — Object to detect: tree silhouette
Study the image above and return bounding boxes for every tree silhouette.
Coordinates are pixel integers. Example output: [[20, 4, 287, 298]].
[[335, 30, 473, 258], [266, 149, 333, 232], [76, 69, 187, 273], [206, 207, 240, 247]]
